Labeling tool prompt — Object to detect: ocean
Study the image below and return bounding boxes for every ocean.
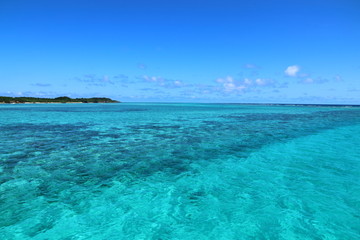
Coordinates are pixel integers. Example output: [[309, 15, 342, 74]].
[[0, 103, 359, 239]]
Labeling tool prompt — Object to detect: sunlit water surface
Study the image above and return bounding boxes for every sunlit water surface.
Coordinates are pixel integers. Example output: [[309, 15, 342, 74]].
[[0, 103, 359, 239]]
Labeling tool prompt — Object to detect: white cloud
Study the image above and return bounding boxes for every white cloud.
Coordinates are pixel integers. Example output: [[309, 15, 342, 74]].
[[102, 75, 110, 82], [243, 78, 273, 87], [216, 76, 246, 92], [226, 76, 234, 83], [216, 76, 234, 83], [244, 78, 252, 85], [334, 75, 343, 81], [215, 76, 278, 94], [224, 83, 246, 92], [142, 75, 185, 88], [285, 65, 300, 77], [299, 77, 328, 84], [143, 75, 163, 83], [173, 80, 183, 87], [244, 64, 258, 69], [303, 78, 314, 83], [77, 74, 119, 86], [32, 83, 52, 87], [255, 78, 266, 86]]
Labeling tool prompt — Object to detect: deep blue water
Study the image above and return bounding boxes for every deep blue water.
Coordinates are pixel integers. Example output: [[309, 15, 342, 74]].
[[0, 103, 359, 239]]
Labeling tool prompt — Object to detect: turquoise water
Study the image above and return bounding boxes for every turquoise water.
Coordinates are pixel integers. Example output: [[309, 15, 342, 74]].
[[0, 103, 359, 239]]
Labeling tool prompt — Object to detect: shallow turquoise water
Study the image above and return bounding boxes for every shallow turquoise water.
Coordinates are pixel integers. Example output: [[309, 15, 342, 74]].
[[0, 103, 359, 239]]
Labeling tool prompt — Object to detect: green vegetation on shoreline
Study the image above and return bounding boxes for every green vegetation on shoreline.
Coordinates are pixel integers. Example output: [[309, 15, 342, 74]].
[[0, 96, 120, 104]]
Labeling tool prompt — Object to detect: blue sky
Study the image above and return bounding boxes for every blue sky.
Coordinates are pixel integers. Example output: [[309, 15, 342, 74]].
[[1, 0, 359, 103]]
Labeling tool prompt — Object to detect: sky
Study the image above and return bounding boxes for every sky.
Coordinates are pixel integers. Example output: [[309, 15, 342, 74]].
[[1, 0, 360, 103]]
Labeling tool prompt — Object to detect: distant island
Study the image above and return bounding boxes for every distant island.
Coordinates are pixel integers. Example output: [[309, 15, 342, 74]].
[[0, 96, 120, 104]]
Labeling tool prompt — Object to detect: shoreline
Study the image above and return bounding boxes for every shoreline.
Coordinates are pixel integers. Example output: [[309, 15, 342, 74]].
[[0, 96, 120, 104], [1, 102, 359, 107], [0, 102, 85, 104], [0, 102, 120, 104]]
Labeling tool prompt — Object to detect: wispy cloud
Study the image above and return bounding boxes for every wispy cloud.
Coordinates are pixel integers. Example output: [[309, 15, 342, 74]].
[[333, 75, 343, 82], [32, 83, 52, 87], [347, 87, 360, 92], [216, 76, 246, 92], [283, 64, 343, 86], [142, 75, 185, 89], [285, 65, 300, 77], [254, 78, 275, 86], [137, 63, 147, 69], [113, 74, 129, 81], [1, 91, 63, 98], [302, 78, 315, 84], [298, 76, 331, 84], [214, 76, 276, 94], [77, 74, 113, 86], [140, 88, 166, 95], [284, 65, 332, 85], [77, 74, 131, 87], [243, 63, 258, 69]]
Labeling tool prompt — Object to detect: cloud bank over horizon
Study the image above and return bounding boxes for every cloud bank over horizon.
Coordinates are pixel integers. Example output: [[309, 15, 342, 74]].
[[2, 63, 354, 104]]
